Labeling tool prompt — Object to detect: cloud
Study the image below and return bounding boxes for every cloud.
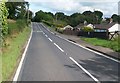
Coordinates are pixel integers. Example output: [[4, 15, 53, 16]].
[[27, 0, 119, 17]]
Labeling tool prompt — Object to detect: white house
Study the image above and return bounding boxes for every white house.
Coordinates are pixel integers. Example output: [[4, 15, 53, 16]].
[[63, 25, 73, 30], [108, 23, 120, 32], [87, 24, 94, 29]]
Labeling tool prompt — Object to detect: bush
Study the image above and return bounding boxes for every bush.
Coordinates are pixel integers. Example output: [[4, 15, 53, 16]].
[[8, 19, 27, 35], [16, 19, 27, 32], [81, 26, 94, 32], [57, 27, 64, 33]]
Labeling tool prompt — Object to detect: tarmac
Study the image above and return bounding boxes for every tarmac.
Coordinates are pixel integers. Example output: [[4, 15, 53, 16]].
[[46, 26, 120, 60]]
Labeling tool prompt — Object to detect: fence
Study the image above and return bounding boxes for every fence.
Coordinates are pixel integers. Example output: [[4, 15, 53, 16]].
[[63, 29, 79, 35], [78, 31, 109, 39]]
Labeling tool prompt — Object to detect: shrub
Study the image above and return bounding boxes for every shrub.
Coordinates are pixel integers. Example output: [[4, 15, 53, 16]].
[[57, 27, 64, 33], [16, 19, 27, 32], [81, 26, 94, 32]]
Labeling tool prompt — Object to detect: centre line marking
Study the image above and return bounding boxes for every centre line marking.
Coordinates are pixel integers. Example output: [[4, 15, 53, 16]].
[[45, 34, 48, 37], [69, 57, 100, 83], [48, 38, 53, 42], [56, 35, 120, 63], [43, 32, 45, 34], [54, 43, 64, 52]]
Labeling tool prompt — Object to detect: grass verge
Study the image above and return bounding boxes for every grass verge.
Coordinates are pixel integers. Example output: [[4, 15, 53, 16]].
[[2, 26, 31, 81], [81, 37, 120, 52]]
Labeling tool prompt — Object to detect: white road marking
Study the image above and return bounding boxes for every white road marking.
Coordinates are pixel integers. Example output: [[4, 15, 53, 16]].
[[13, 23, 33, 81], [56, 35, 120, 63], [45, 34, 48, 37], [43, 32, 45, 35], [33, 31, 43, 32], [48, 38, 53, 42], [51, 32, 54, 34], [54, 43, 64, 52], [40, 23, 120, 63], [69, 57, 100, 83]]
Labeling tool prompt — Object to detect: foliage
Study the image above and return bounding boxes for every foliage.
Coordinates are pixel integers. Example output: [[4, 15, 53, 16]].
[[5, 0, 31, 19], [111, 14, 120, 23], [7, 19, 27, 35], [81, 26, 94, 32], [0, 0, 8, 35], [33, 10, 54, 22], [0, 0, 9, 47], [69, 13, 85, 27], [16, 19, 27, 31], [56, 27, 64, 34], [2, 27, 31, 81]]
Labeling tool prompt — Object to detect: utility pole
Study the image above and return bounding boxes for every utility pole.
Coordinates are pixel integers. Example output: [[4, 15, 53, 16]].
[[56, 13, 57, 22], [27, 3, 29, 25]]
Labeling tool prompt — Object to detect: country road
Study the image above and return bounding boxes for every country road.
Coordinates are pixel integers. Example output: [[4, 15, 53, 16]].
[[15, 22, 119, 82]]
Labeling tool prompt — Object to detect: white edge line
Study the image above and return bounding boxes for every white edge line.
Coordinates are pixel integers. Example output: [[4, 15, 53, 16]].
[[41, 23, 120, 63], [13, 23, 33, 81], [56, 35, 120, 63], [48, 38, 53, 42], [69, 57, 100, 83], [54, 43, 64, 52], [51, 32, 54, 34]]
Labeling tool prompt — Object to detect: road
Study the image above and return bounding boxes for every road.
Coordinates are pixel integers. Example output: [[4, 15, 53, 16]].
[[16, 22, 119, 82]]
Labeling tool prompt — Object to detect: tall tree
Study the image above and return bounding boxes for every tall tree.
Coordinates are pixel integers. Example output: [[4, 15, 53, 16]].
[[55, 12, 65, 21], [5, 0, 28, 19], [82, 11, 92, 16], [111, 14, 118, 22], [0, 0, 8, 46], [94, 11, 103, 24]]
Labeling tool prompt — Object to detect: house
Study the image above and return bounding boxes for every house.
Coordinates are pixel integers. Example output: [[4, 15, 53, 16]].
[[87, 24, 94, 29], [63, 25, 80, 35], [108, 23, 120, 32], [94, 22, 120, 39], [74, 23, 86, 30], [63, 25, 73, 30]]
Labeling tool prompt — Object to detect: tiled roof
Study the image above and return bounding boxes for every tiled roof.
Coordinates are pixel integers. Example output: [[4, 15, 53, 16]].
[[94, 22, 116, 29]]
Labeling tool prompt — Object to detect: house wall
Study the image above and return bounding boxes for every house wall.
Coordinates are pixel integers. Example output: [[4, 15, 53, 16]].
[[108, 24, 120, 32]]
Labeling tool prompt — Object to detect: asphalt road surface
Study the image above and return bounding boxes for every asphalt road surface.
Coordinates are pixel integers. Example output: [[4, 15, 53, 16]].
[[17, 22, 120, 82]]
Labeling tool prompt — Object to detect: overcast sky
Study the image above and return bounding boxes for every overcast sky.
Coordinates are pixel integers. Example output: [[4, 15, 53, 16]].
[[26, 0, 120, 18]]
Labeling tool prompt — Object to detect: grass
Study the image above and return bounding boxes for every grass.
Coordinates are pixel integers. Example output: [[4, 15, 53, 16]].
[[81, 37, 120, 52], [2, 26, 31, 81], [0, 50, 2, 82]]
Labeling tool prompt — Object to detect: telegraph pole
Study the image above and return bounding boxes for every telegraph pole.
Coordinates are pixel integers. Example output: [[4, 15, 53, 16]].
[[27, 3, 29, 25]]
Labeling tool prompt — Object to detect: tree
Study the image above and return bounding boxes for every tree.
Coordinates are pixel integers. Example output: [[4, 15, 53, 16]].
[[55, 12, 65, 21], [82, 10, 103, 24], [111, 14, 118, 22], [118, 15, 120, 24], [69, 13, 85, 27], [94, 11, 103, 24], [0, 0, 8, 46], [33, 10, 54, 22], [5, 0, 28, 19], [82, 11, 92, 16]]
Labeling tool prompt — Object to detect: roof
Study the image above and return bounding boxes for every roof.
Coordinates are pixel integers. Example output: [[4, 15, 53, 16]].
[[63, 25, 73, 29], [74, 23, 85, 29], [94, 22, 116, 29], [87, 24, 94, 29]]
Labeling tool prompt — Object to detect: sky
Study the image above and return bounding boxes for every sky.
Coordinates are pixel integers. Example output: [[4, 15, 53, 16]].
[[25, 0, 120, 18]]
